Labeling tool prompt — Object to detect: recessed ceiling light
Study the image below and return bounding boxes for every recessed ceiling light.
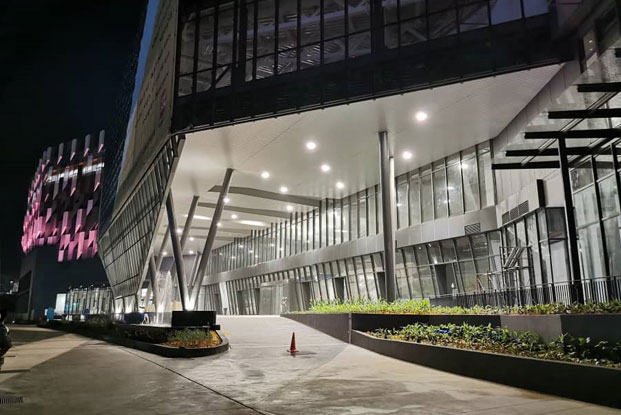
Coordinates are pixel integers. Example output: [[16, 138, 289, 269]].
[[280, 186, 288, 193], [192, 214, 211, 221], [240, 219, 267, 226], [238, 244, 244, 248], [402, 151, 413, 160], [286, 205, 294, 212], [248, 250, 254, 253], [223, 197, 230, 203], [176, 228, 182, 234], [231, 214, 238, 219], [321, 164, 331, 172], [231, 256, 236, 259], [189, 250, 195, 254], [162, 251, 168, 255], [336, 181, 345, 189], [306, 141, 317, 150], [261, 171, 270, 179], [270, 243, 275, 247], [189, 236, 195, 241], [255, 255, 259, 258], [217, 222, 222, 227], [415, 111, 428, 122]]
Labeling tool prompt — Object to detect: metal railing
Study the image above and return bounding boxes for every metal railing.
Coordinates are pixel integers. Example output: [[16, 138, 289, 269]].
[[430, 276, 621, 308]]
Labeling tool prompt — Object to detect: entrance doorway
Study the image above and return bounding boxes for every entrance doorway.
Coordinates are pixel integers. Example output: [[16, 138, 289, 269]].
[[434, 263, 459, 296]]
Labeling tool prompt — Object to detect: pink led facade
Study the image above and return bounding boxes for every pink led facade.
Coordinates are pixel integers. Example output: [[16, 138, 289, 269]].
[[22, 132, 105, 262]]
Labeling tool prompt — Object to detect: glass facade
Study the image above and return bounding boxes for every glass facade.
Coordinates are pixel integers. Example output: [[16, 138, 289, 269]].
[[207, 141, 495, 275], [177, 0, 549, 96], [214, 206, 567, 314]]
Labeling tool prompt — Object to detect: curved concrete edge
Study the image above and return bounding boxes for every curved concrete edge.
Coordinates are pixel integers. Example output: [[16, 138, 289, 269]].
[[351, 330, 621, 409], [102, 331, 230, 358], [44, 323, 230, 358]]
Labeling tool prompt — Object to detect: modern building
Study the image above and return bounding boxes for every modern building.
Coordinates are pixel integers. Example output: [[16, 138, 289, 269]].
[[98, 0, 621, 316], [16, 133, 109, 320]]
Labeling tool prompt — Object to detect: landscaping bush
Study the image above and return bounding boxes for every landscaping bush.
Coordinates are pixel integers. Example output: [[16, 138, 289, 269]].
[[370, 322, 621, 368], [165, 329, 220, 348], [305, 299, 621, 315]]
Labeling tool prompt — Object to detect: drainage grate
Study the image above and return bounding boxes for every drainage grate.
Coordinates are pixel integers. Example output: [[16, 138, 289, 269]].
[[0, 396, 24, 405]]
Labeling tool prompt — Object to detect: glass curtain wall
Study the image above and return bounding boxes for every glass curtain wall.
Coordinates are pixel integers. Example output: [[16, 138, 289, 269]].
[[212, 210, 566, 315], [177, 0, 549, 96], [208, 141, 495, 276]]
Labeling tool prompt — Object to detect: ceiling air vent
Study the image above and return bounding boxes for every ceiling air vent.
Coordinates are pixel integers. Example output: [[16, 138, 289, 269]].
[[464, 223, 481, 235]]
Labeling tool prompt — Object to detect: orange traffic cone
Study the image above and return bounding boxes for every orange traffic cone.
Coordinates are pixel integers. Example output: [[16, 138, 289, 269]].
[[288, 332, 299, 354]]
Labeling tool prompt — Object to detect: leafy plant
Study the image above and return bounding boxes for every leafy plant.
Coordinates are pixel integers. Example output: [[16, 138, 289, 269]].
[[370, 323, 621, 368], [303, 299, 621, 316]]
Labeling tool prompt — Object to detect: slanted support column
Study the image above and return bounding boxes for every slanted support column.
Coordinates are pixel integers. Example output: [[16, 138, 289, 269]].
[[166, 194, 190, 310], [379, 131, 397, 302], [557, 138, 583, 302], [148, 256, 160, 311], [189, 168, 234, 309]]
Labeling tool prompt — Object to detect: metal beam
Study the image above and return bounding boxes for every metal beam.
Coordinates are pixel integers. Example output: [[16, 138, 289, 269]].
[[576, 82, 621, 93], [190, 168, 234, 310], [379, 131, 396, 302], [197, 202, 290, 219], [165, 194, 190, 310], [504, 148, 591, 157], [148, 257, 159, 312], [155, 231, 169, 271], [557, 138, 583, 302], [208, 185, 321, 207], [524, 128, 621, 139], [491, 161, 560, 170], [548, 108, 621, 119]]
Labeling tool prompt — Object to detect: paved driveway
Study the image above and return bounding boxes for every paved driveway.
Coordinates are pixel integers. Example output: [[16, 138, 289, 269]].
[[0, 318, 617, 414]]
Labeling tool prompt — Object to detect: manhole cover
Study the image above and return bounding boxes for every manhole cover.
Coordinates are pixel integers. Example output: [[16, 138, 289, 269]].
[[0, 396, 24, 405]]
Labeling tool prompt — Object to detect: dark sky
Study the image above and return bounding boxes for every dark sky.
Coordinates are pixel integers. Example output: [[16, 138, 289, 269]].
[[0, 0, 146, 279]]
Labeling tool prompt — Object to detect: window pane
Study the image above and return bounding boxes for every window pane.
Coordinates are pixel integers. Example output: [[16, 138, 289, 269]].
[[397, 179, 409, 228], [523, 0, 548, 17], [459, 3, 489, 33], [599, 176, 619, 218], [400, 17, 427, 46], [409, 175, 421, 224], [429, 10, 457, 39], [198, 12, 215, 70], [278, 0, 297, 51], [359, 193, 367, 237], [578, 224, 605, 279], [421, 173, 433, 221], [301, 0, 321, 45], [490, 0, 522, 25], [350, 196, 358, 239], [179, 20, 196, 74], [462, 157, 480, 212], [604, 217, 621, 277], [257, 0, 276, 56], [433, 168, 448, 218], [570, 160, 594, 191], [574, 187, 598, 227], [401, 0, 426, 19], [478, 145, 495, 207], [447, 164, 463, 216], [324, 0, 345, 39], [342, 201, 350, 242], [348, 0, 371, 32], [368, 189, 376, 235], [216, 4, 235, 67]]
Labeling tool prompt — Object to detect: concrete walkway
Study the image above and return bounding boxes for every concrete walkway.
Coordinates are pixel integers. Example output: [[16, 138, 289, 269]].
[[0, 317, 618, 414]]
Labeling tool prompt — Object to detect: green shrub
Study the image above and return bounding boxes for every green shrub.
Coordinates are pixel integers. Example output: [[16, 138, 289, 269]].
[[371, 322, 621, 367], [167, 329, 212, 344], [305, 299, 621, 315]]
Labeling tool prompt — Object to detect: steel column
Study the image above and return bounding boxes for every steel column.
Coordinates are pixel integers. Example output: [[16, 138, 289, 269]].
[[166, 194, 190, 310], [557, 138, 583, 302], [189, 168, 234, 309], [148, 256, 160, 311], [379, 131, 397, 302]]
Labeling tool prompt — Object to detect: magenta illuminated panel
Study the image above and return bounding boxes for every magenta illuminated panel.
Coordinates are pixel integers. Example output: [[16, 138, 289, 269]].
[[22, 132, 105, 262]]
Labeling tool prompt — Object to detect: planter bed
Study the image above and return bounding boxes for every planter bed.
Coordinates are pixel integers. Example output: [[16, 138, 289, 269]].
[[43, 320, 229, 358], [284, 312, 621, 343], [351, 330, 621, 409]]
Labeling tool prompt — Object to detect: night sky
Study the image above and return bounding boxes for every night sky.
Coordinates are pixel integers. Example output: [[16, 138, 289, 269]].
[[0, 1, 145, 282]]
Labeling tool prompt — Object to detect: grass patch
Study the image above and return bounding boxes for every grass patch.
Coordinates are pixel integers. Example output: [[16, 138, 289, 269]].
[[164, 329, 221, 348], [370, 323, 621, 368], [305, 298, 621, 315]]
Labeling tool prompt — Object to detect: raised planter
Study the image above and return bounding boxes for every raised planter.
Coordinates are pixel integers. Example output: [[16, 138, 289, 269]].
[[284, 312, 621, 343], [44, 320, 229, 358], [102, 332, 229, 358], [351, 330, 621, 409], [284, 313, 350, 342]]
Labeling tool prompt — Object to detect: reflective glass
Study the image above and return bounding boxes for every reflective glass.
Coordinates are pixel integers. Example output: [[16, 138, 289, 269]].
[[409, 175, 421, 224], [447, 164, 463, 216], [421, 172, 433, 221], [397, 179, 409, 228], [433, 168, 448, 218]]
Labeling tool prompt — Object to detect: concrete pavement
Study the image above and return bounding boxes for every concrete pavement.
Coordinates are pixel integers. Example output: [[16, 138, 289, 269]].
[[0, 317, 618, 414]]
